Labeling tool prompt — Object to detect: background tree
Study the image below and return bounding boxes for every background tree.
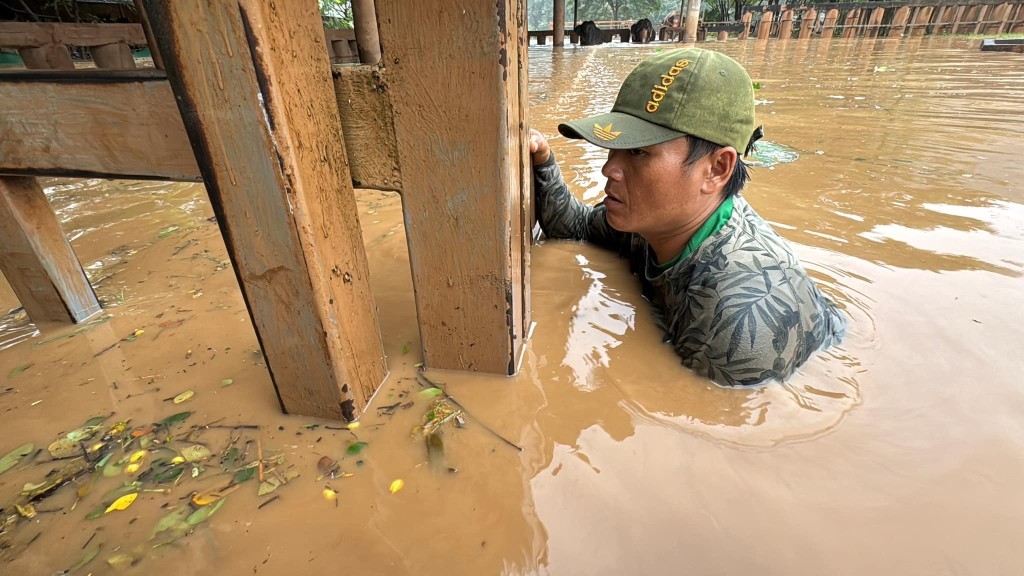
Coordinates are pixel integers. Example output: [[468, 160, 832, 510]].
[[319, 0, 353, 29]]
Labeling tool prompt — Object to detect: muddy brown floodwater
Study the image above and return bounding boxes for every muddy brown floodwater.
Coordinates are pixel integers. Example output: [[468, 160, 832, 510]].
[[2, 37, 1023, 575]]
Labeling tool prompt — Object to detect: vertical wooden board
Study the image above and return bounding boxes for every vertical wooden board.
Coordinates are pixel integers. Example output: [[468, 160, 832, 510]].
[[516, 0, 533, 354], [236, 0, 388, 410], [553, 0, 566, 45], [377, 0, 526, 374], [330, 66, 402, 192], [0, 177, 101, 323], [800, 9, 816, 39], [145, 0, 384, 420]]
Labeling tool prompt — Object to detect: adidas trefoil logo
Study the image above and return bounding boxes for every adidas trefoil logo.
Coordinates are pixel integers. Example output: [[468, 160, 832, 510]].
[[593, 123, 621, 141]]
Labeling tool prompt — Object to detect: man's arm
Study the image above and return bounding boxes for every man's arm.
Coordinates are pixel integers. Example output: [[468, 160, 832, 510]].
[[530, 130, 624, 250]]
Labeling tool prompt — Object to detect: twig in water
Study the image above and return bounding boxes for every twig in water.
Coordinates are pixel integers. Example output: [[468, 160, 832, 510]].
[[82, 531, 97, 549], [417, 373, 523, 452], [257, 438, 264, 482], [257, 495, 280, 509]]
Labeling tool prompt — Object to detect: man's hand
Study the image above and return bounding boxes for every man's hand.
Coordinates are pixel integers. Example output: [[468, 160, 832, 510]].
[[529, 128, 551, 166]]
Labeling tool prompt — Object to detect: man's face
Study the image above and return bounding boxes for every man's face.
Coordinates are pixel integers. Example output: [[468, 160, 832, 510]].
[[600, 136, 718, 241]]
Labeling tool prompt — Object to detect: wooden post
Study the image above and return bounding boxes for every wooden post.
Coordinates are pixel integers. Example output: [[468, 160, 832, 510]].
[[91, 43, 136, 69], [779, 10, 794, 39], [376, 0, 529, 374], [950, 5, 967, 34], [842, 9, 860, 38], [972, 5, 990, 34], [993, 3, 1012, 34], [718, 30, 729, 42], [800, 9, 816, 38], [756, 10, 774, 39], [684, 0, 701, 43], [553, 0, 566, 46], [143, 0, 387, 421], [740, 12, 752, 39], [910, 6, 933, 37], [822, 9, 839, 38], [351, 0, 382, 64], [890, 6, 911, 37], [0, 178, 102, 324], [133, 0, 163, 69], [866, 7, 885, 38]]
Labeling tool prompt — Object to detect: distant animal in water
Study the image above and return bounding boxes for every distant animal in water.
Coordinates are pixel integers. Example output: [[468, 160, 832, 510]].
[[631, 18, 655, 43], [662, 11, 682, 41], [574, 20, 604, 46]]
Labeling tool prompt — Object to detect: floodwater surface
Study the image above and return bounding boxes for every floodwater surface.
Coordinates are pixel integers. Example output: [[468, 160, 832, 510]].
[[1, 37, 1023, 575]]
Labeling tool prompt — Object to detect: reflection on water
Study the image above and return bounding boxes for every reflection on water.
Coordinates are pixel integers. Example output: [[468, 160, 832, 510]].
[[1, 37, 1023, 575]]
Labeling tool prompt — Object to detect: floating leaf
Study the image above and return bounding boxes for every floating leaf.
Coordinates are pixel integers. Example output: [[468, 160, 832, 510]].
[[257, 469, 299, 496], [323, 487, 338, 504], [158, 411, 192, 428], [233, 467, 256, 484], [124, 463, 142, 475], [172, 390, 194, 404], [129, 450, 147, 463], [0, 443, 33, 474], [157, 225, 179, 238], [8, 362, 32, 378], [419, 387, 445, 399], [68, 542, 101, 571], [151, 507, 190, 540], [346, 441, 368, 456], [347, 422, 360, 430], [191, 484, 239, 506], [48, 437, 82, 459], [425, 431, 445, 471], [105, 492, 138, 513], [186, 497, 227, 526], [180, 445, 212, 463], [389, 479, 404, 494], [102, 458, 125, 477], [76, 474, 97, 498], [85, 504, 106, 520], [15, 502, 36, 518], [220, 378, 234, 387], [752, 81, 762, 90], [106, 553, 136, 570], [402, 344, 409, 355]]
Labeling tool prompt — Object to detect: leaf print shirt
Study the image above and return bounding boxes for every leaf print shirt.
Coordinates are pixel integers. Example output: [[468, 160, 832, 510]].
[[534, 153, 847, 386]]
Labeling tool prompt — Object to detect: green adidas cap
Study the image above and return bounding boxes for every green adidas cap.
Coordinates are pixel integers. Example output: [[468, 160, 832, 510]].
[[558, 48, 756, 154]]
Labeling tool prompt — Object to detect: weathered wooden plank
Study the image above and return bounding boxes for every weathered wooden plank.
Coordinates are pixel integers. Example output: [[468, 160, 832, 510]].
[[0, 177, 101, 324], [0, 69, 400, 190], [145, 0, 386, 421], [0, 22, 145, 48], [0, 72, 200, 181], [331, 66, 402, 192], [90, 43, 137, 70], [377, 0, 529, 374]]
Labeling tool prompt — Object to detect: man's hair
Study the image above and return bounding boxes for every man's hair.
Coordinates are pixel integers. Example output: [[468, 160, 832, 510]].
[[683, 135, 751, 199]]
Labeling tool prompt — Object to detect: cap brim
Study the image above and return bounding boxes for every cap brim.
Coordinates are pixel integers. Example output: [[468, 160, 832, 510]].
[[558, 112, 686, 149]]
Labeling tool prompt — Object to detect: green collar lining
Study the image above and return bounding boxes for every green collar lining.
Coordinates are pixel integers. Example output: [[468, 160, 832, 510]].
[[651, 195, 734, 273]]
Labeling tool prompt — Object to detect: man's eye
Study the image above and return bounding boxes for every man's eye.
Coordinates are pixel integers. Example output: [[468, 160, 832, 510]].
[[629, 148, 646, 157]]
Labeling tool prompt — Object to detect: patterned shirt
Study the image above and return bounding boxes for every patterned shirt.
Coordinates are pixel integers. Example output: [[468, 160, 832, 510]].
[[535, 154, 846, 386]]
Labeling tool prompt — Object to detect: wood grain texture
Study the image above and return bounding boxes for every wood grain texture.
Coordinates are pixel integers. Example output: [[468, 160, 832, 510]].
[[0, 177, 101, 323], [145, 0, 385, 420], [0, 75, 200, 181], [331, 65, 401, 192], [0, 22, 146, 48], [377, 0, 529, 374]]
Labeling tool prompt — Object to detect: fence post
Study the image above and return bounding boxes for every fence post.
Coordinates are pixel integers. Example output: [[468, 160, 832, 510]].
[[890, 6, 911, 37], [842, 9, 860, 38], [867, 7, 885, 38], [779, 9, 795, 39], [800, 9, 817, 38], [756, 10, 774, 39], [822, 8, 840, 38], [740, 12, 752, 39]]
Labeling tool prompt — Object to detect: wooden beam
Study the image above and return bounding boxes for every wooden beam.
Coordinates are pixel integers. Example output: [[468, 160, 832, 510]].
[[0, 71, 200, 181], [331, 66, 402, 192], [0, 69, 400, 190], [553, 0, 566, 45], [377, 0, 529, 374], [144, 0, 386, 421], [0, 22, 145, 48], [0, 177, 101, 324]]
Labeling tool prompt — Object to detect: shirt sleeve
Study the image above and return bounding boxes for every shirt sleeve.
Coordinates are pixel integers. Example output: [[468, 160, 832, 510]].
[[533, 153, 625, 251]]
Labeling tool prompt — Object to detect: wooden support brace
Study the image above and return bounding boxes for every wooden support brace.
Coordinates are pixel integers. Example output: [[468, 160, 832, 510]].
[[842, 9, 860, 38], [91, 43, 136, 69], [890, 6, 911, 36], [823, 9, 840, 37], [740, 12, 752, 39], [376, 0, 530, 374], [17, 45, 73, 70], [143, 0, 387, 420], [779, 10, 795, 39], [757, 10, 775, 39], [0, 177, 101, 324], [867, 7, 885, 38]]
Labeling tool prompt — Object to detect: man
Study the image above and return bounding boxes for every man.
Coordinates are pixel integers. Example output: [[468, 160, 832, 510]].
[[530, 48, 845, 386]]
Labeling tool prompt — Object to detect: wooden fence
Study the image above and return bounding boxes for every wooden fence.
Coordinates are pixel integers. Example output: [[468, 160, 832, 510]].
[[738, 0, 1024, 40]]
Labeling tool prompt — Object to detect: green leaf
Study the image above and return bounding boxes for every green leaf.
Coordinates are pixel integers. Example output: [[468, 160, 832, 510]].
[[68, 542, 101, 571], [157, 225, 179, 238], [151, 507, 191, 540], [82, 415, 109, 428], [180, 445, 212, 463], [233, 466, 256, 484], [402, 344, 409, 355], [752, 81, 762, 90], [346, 441, 368, 456], [418, 387, 444, 399], [220, 378, 234, 387], [85, 504, 106, 520], [8, 363, 32, 378], [0, 443, 33, 475], [185, 496, 227, 526], [158, 411, 193, 428]]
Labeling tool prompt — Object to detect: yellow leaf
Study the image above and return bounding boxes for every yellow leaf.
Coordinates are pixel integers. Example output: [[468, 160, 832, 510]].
[[124, 463, 141, 475], [347, 422, 360, 430], [389, 479, 404, 494], [105, 492, 138, 513], [191, 484, 239, 506], [323, 487, 338, 502], [134, 329, 145, 336], [170, 456, 185, 465], [173, 390, 194, 404], [129, 450, 147, 463], [15, 503, 36, 518]]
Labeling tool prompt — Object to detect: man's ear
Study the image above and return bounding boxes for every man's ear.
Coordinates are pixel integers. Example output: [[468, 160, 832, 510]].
[[701, 147, 738, 195]]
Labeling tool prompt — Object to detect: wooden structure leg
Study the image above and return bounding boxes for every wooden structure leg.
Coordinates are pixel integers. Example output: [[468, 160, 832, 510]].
[[800, 9, 817, 38], [553, 0, 566, 46], [143, 0, 387, 421], [0, 177, 101, 323], [377, 0, 530, 374]]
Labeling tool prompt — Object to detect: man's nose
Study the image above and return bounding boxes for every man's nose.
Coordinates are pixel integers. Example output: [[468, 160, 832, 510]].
[[602, 150, 624, 181]]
